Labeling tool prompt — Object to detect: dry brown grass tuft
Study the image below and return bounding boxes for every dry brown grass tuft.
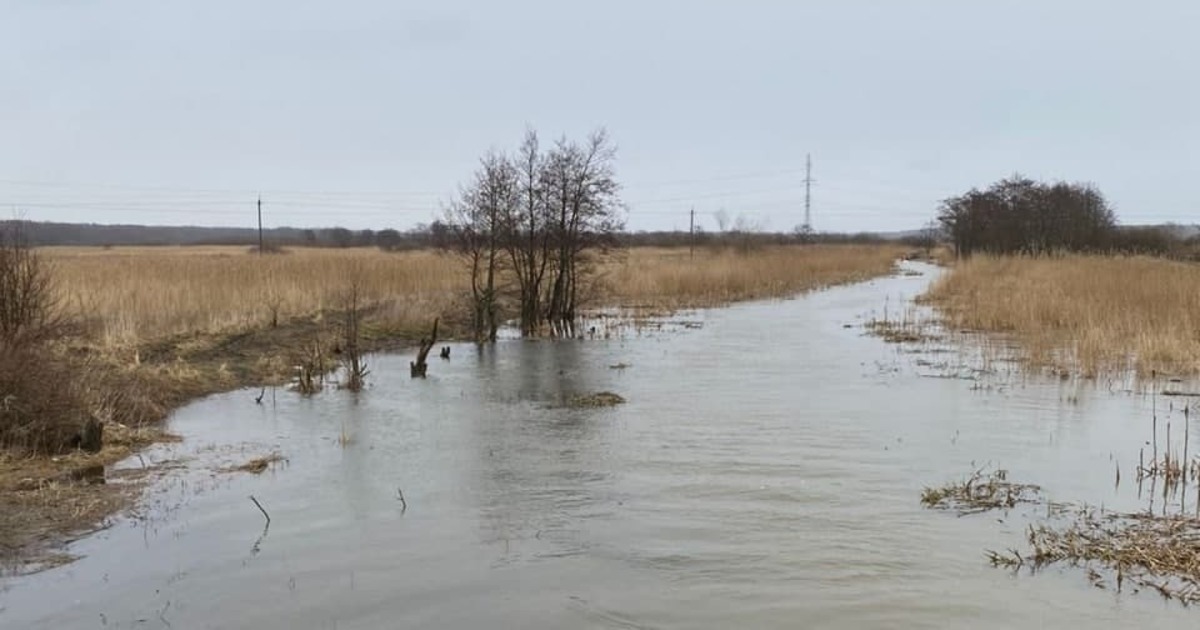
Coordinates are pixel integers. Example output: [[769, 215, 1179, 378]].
[[923, 254, 1200, 377]]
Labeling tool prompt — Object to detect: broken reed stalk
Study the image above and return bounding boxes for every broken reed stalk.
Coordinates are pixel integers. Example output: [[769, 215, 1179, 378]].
[[1186, 406, 1192, 514], [1153, 371, 1159, 468], [249, 495, 271, 525]]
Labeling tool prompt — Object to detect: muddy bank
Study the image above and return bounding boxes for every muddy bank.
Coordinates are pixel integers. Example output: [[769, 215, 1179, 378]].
[[0, 310, 453, 572]]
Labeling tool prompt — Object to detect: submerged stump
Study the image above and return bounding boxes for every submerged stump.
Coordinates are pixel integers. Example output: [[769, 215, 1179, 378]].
[[410, 318, 439, 378]]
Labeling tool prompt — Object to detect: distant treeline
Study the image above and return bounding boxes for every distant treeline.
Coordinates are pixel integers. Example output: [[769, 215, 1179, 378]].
[[3, 220, 444, 250], [11, 217, 1196, 257], [7, 219, 916, 250], [937, 176, 1200, 259]]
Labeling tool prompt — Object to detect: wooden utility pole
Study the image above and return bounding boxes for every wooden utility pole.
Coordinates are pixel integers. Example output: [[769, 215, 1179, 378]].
[[257, 195, 264, 255]]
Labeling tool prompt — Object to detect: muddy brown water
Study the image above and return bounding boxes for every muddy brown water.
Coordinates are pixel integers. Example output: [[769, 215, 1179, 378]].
[[2, 262, 1197, 628]]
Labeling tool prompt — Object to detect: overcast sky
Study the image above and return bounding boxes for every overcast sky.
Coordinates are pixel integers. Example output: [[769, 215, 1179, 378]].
[[1, 1, 1196, 233]]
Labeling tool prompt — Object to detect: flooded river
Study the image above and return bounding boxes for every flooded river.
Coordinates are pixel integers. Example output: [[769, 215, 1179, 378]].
[[3, 263, 1197, 628]]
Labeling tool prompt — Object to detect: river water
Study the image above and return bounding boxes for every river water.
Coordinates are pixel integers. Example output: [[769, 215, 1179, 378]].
[[2, 262, 1197, 628]]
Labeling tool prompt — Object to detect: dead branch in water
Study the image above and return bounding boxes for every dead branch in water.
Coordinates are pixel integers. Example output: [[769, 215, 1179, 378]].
[[410, 318, 439, 378], [249, 495, 271, 525]]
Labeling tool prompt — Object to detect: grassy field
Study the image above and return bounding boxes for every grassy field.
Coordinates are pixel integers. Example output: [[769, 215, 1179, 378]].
[[923, 254, 1200, 377], [45, 246, 464, 346], [2, 242, 904, 568], [602, 244, 903, 311], [45, 244, 905, 346]]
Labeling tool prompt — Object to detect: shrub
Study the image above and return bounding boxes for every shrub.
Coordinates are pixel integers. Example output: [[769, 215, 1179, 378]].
[[0, 222, 87, 454]]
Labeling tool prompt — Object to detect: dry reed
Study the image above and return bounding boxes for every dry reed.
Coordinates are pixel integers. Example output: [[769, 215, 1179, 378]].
[[45, 244, 903, 347], [923, 254, 1200, 377], [601, 244, 904, 311], [44, 246, 465, 346]]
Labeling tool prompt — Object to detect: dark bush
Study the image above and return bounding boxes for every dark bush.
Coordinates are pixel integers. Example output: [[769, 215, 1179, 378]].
[[938, 177, 1115, 258]]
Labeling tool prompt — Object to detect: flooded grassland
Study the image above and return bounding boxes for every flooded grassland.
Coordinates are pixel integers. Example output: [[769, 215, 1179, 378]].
[[3, 262, 1198, 629]]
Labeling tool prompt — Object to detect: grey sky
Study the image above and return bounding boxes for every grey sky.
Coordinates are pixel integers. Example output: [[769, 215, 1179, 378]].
[[2, 1, 1196, 233]]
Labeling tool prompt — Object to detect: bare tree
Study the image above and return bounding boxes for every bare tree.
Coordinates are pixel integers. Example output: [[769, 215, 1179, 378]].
[[448, 128, 624, 339], [542, 130, 623, 336], [445, 151, 518, 342], [0, 222, 60, 348], [503, 129, 555, 336]]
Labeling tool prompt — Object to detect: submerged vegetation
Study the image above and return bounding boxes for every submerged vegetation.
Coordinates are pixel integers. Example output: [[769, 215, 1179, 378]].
[[992, 509, 1200, 605], [920, 469, 1043, 515], [929, 395, 1200, 608], [567, 391, 627, 408], [923, 466, 1200, 606]]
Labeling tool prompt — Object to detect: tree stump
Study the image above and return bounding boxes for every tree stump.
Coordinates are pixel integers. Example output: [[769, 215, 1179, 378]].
[[410, 318, 439, 378], [79, 417, 104, 453]]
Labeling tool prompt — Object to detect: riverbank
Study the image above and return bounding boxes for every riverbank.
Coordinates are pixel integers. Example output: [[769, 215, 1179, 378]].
[[2, 243, 905, 571]]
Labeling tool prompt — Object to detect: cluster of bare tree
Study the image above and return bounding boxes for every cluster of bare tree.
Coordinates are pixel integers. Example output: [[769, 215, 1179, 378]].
[[937, 176, 1116, 257], [445, 129, 624, 341]]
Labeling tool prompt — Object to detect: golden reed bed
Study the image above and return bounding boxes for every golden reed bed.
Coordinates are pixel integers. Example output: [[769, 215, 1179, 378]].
[[44, 244, 905, 346], [924, 254, 1200, 377]]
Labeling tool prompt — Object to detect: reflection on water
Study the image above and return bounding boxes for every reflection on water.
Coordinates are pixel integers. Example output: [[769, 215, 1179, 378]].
[[2, 263, 1197, 628]]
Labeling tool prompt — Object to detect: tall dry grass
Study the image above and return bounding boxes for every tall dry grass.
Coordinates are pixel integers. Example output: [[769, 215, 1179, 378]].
[[44, 243, 904, 347], [924, 254, 1200, 376], [45, 247, 466, 346], [604, 244, 905, 310]]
